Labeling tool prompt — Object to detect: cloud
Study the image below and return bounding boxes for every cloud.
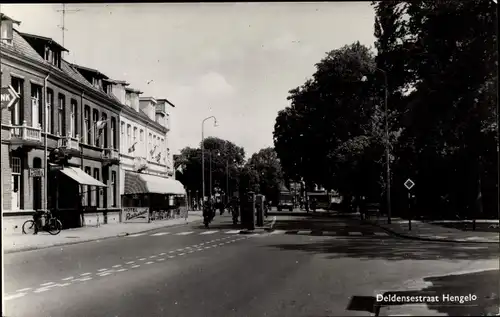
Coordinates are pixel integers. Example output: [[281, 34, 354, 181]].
[[197, 71, 235, 96]]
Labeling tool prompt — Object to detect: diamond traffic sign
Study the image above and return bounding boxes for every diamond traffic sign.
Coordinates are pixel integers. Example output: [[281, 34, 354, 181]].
[[1, 85, 20, 110], [404, 178, 415, 190]]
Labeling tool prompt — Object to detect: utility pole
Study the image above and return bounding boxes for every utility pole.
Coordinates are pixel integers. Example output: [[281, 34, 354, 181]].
[[56, 4, 81, 55]]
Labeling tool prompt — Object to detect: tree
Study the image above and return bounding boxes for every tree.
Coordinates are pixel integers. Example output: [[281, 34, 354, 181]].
[[174, 137, 246, 200], [274, 42, 383, 199], [246, 147, 284, 201], [373, 0, 498, 218]]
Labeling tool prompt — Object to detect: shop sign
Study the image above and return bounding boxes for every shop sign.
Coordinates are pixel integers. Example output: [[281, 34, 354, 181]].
[[122, 207, 150, 223]]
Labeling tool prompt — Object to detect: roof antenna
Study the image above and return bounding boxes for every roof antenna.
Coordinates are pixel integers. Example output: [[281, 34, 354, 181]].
[[56, 4, 81, 56]]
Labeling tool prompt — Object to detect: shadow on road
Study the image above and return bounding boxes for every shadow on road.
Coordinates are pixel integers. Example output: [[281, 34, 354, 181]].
[[265, 236, 500, 261]]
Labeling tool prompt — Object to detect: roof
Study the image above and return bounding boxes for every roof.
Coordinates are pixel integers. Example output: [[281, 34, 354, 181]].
[[139, 96, 157, 104], [0, 13, 21, 25], [103, 78, 130, 86], [70, 63, 108, 78], [19, 31, 68, 52], [156, 98, 176, 108], [125, 87, 143, 94], [2, 29, 47, 65]]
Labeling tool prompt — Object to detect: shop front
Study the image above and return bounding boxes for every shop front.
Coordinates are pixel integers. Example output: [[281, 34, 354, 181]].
[[122, 171, 187, 221]]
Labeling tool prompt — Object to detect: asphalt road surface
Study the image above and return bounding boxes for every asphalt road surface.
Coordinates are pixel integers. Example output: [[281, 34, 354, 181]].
[[4, 213, 499, 317]]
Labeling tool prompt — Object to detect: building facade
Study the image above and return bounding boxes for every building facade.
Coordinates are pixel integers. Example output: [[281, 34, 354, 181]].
[[1, 14, 121, 233]]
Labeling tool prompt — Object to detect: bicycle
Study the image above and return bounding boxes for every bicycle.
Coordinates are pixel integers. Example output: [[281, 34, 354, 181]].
[[22, 214, 63, 235]]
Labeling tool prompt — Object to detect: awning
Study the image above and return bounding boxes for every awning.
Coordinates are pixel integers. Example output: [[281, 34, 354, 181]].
[[124, 171, 186, 195], [60, 166, 107, 187]]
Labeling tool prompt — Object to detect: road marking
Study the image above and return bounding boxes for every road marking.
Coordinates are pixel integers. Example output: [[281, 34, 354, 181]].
[[270, 230, 286, 235], [199, 242, 205, 245], [145, 261, 154, 265], [57, 283, 71, 287], [34, 287, 51, 293], [16, 288, 32, 292], [40, 282, 56, 287], [97, 269, 108, 272], [168, 256, 175, 259], [219, 243, 225, 246], [80, 272, 92, 276], [77, 277, 92, 282], [97, 272, 112, 276], [348, 232, 363, 236], [169, 250, 175, 253], [200, 230, 218, 235], [188, 250, 194, 253], [112, 265, 122, 268], [5, 292, 27, 301], [139, 258, 147, 261], [176, 231, 193, 235], [176, 248, 184, 252], [128, 233, 145, 237], [159, 253, 166, 256], [374, 232, 388, 236], [125, 261, 135, 264], [157, 258, 165, 261], [150, 255, 157, 258], [225, 230, 241, 234], [116, 268, 127, 272], [131, 265, 140, 269], [151, 232, 170, 236], [204, 246, 211, 249], [179, 253, 186, 256]]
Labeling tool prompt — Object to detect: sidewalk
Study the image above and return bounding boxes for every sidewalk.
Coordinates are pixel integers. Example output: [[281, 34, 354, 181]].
[[364, 216, 498, 243], [3, 211, 203, 254]]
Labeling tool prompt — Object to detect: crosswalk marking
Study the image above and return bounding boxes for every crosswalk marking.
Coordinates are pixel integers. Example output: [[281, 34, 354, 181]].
[[151, 232, 170, 236], [176, 231, 194, 236], [200, 230, 218, 235], [225, 230, 241, 234], [374, 232, 388, 236], [270, 230, 286, 235], [348, 232, 363, 236]]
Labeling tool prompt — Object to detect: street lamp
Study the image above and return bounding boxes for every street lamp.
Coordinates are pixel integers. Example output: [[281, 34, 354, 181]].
[[361, 67, 391, 224], [201, 116, 217, 202]]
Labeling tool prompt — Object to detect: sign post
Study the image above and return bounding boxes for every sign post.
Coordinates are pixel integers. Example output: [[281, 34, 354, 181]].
[[1, 85, 20, 110], [404, 178, 415, 230]]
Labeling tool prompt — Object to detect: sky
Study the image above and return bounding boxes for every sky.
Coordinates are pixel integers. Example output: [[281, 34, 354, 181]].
[[2, 2, 377, 158]]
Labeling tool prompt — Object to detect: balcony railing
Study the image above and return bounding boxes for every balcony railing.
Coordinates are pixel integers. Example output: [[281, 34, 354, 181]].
[[102, 148, 120, 161], [9, 121, 42, 143], [57, 135, 80, 151]]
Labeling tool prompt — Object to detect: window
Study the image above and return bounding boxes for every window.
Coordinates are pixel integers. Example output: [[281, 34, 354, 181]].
[[11, 77, 23, 126], [93, 168, 100, 207], [84, 167, 91, 206], [70, 99, 77, 138], [47, 89, 54, 134], [121, 121, 125, 151], [45, 47, 61, 68], [127, 124, 131, 151], [11, 157, 22, 210], [111, 171, 117, 207], [133, 127, 137, 147], [101, 113, 107, 148], [92, 109, 99, 146], [58, 94, 65, 136], [31, 84, 42, 129], [140, 129, 144, 142], [84, 106, 90, 144], [110, 118, 116, 149], [148, 133, 152, 158]]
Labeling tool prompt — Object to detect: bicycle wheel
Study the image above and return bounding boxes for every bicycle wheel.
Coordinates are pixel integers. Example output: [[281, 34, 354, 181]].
[[22, 220, 36, 234], [47, 219, 62, 235]]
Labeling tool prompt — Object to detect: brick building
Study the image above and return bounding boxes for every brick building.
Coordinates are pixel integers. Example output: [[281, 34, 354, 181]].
[[1, 14, 121, 233]]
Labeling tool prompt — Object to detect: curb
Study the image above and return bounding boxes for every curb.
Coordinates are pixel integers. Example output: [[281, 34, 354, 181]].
[[364, 219, 498, 244], [4, 216, 204, 254]]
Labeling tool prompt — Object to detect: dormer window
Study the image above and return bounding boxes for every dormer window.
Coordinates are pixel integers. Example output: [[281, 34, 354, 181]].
[[44, 46, 61, 68], [0, 18, 14, 46], [92, 78, 102, 89]]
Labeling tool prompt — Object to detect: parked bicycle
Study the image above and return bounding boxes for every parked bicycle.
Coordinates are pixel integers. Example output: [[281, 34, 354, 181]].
[[22, 212, 62, 235]]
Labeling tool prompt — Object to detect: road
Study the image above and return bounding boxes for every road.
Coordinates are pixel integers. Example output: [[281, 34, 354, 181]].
[[4, 210, 499, 317]]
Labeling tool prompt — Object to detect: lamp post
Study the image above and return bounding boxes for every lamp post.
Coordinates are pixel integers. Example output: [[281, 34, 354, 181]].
[[361, 67, 391, 224], [201, 116, 217, 202]]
